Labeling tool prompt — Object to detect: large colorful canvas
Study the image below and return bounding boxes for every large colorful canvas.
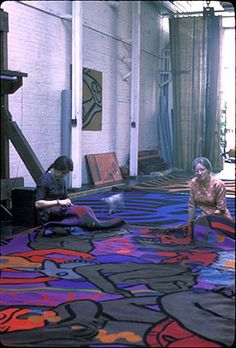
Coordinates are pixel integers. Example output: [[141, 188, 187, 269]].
[[1, 192, 235, 347], [74, 191, 235, 226], [130, 174, 235, 196]]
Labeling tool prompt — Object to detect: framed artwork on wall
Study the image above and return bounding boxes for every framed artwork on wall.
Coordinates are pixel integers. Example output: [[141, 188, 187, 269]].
[[82, 68, 102, 131]]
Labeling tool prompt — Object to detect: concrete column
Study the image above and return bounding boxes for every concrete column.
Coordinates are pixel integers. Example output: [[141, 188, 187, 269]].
[[129, 1, 140, 176], [71, 1, 83, 188]]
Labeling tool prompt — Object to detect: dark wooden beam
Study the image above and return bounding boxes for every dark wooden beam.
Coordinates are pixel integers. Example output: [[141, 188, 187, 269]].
[[1, 95, 10, 179], [0, 9, 41, 184], [1, 9, 9, 179], [2, 108, 44, 183], [1, 70, 28, 96], [0, 9, 8, 33]]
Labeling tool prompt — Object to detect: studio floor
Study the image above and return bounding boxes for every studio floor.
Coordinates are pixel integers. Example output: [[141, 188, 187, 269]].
[[1, 161, 235, 241], [1, 161, 235, 347]]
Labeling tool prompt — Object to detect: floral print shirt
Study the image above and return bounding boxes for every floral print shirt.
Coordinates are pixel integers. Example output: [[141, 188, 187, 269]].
[[188, 175, 232, 220]]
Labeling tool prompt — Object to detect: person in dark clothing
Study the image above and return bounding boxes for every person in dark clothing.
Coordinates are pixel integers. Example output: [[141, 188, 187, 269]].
[[35, 156, 125, 236], [35, 156, 74, 226]]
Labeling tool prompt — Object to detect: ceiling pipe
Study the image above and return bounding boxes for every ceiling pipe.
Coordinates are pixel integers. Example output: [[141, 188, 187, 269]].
[[162, 10, 235, 18]]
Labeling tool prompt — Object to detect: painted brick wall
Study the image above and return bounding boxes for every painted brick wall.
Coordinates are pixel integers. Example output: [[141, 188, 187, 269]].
[[2, 1, 72, 186], [82, 1, 169, 183], [2, 0, 169, 186]]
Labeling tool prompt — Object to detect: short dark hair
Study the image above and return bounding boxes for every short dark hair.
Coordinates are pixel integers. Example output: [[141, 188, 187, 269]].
[[192, 157, 212, 172], [47, 156, 74, 172]]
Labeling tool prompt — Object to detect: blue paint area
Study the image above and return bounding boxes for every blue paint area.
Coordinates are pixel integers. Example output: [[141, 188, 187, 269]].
[[74, 191, 235, 226]]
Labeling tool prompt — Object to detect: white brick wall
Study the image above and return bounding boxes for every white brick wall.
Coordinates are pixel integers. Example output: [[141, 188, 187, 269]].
[[2, 1, 72, 186], [2, 0, 169, 186]]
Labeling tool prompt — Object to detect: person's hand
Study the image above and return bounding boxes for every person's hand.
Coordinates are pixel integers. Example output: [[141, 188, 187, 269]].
[[58, 198, 72, 207], [213, 210, 221, 215]]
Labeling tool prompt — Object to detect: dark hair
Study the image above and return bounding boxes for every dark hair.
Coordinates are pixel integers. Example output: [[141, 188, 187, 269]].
[[47, 156, 74, 172], [192, 157, 212, 172]]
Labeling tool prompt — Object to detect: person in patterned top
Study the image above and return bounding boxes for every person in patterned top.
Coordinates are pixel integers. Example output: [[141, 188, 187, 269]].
[[188, 157, 233, 222]]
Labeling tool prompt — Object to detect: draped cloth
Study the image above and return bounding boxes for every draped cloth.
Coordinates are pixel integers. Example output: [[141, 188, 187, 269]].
[[41, 204, 125, 232], [169, 13, 223, 172]]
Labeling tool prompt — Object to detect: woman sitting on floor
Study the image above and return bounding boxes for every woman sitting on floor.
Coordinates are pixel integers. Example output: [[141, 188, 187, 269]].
[[188, 157, 233, 222], [35, 156, 124, 236]]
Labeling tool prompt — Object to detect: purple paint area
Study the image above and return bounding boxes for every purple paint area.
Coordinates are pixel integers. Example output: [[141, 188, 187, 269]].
[[193, 224, 235, 250]]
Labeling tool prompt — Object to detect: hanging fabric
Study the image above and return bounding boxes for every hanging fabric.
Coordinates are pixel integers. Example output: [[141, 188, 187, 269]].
[[158, 73, 173, 168], [157, 48, 173, 169], [169, 11, 223, 172]]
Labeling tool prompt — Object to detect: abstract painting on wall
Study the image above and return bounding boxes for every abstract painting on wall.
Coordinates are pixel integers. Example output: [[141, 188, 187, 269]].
[[82, 68, 102, 131]]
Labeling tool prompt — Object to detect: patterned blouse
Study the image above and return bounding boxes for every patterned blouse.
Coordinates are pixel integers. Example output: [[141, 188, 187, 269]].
[[188, 175, 232, 220]]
